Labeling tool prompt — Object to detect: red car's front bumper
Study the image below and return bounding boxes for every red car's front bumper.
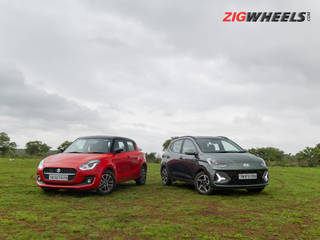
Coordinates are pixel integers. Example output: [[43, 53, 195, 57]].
[[37, 168, 103, 190]]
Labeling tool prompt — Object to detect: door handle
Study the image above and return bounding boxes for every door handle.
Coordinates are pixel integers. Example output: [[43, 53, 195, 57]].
[[179, 156, 183, 160]]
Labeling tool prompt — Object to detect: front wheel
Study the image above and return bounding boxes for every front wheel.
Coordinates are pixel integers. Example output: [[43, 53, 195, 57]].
[[194, 171, 213, 195], [96, 170, 116, 195], [135, 165, 147, 185], [161, 167, 172, 186]]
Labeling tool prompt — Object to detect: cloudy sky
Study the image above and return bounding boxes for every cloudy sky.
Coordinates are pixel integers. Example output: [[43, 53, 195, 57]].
[[0, 0, 319, 154]]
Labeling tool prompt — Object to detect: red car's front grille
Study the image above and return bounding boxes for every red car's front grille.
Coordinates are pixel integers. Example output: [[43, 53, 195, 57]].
[[43, 168, 77, 181]]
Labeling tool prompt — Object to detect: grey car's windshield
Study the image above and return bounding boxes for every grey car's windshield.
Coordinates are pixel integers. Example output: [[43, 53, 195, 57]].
[[64, 138, 112, 154], [195, 138, 245, 153]]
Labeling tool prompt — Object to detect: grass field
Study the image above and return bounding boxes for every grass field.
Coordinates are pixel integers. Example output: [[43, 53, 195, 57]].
[[0, 158, 319, 240]]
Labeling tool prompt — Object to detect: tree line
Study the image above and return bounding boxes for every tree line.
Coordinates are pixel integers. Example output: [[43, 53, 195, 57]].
[[1, 132, 319, 167], [0, 132, 71, 157]]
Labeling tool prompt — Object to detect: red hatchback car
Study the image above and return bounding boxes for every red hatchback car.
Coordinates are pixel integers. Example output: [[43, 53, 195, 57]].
[[36, 136, 147, 194]]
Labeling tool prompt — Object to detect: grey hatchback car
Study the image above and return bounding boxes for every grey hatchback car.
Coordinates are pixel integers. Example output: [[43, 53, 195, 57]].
[[161, 136, 269, 194]]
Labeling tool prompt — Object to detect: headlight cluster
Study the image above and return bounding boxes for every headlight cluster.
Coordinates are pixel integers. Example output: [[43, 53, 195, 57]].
[[263, 170, 269, 182], [79, 160, 100, 170], [38, 159, 45, 170], [207, 158, 227, 168], [260, 159, 267, 167]]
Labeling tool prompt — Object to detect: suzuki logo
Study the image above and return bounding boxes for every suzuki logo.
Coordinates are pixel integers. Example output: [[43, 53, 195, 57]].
[[56, 168, 61, 173], [243, 163, 250, 167]]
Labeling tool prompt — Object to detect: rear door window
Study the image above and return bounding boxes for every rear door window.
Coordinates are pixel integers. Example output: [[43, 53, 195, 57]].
[[114, 139, 127, 152], [170, 140, 183, 153], [126, 140, 136, 152]]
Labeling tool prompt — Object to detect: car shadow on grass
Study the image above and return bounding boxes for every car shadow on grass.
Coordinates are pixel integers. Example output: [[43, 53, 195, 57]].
[[168, 181, 269, 197], [40, 181, 142, 197]]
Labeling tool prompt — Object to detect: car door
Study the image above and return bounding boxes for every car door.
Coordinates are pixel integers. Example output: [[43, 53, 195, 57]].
[[166, 139, 183, 178], [179, 139, 199, 180], [112, 138, 131, 182], [125, 140, 140, 179]]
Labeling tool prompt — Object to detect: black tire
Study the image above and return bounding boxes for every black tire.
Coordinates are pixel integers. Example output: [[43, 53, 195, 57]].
[[135, 165, 147, 185], [161, 167, 172, 186], [194, 171, 213, 195], [96, 170, 116, 195], [247, 188, 264, 193]]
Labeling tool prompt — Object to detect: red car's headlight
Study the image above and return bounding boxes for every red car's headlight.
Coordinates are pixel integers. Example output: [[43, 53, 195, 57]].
[[79, 160, 100, 170], [38, 159, 45, 170]]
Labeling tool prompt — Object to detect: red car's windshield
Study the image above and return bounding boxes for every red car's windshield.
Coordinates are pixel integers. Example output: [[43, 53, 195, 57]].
[[64, 138, 112, 154]]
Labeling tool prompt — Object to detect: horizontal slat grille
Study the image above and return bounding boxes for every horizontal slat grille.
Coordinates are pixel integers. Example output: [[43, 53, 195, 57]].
[[43, 168, 77, 181]]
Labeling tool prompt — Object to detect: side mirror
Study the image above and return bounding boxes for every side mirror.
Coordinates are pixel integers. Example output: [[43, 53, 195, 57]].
[[114, 148, 124, 154], [184, 151, 198, 156], [60, 147, 68, 153]]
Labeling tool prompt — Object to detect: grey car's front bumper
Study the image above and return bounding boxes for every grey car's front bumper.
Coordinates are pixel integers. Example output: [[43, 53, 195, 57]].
[[210, 169, 269, 189]]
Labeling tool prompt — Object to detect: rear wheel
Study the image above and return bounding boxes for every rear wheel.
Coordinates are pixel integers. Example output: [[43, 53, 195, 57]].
[[161, 167, 172, 186], [247, 188, 264, 193], [96, 170, 116, 195], [194, 171, 213, 195], [135, 165, 147, 185]]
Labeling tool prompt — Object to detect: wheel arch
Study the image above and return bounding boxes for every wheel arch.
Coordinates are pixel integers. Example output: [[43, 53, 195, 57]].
[[141, 162, 147, 170], [193, 166, 211, 180], [101, 165, 117, 181]]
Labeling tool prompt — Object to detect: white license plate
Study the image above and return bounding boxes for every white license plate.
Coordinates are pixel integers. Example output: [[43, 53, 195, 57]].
[[49, 174, 69, 181], [238, 173, 257, 180]]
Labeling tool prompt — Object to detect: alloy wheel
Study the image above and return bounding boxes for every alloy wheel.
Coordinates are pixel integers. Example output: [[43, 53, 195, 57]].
[[196, 173, 212, 194], [98, 172, 114, 194], [140, 166, 146, 184], [161, 168, 168, 184]]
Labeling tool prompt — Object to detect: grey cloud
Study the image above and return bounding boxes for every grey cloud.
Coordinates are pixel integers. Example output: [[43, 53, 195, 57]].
[[0, 0, 319, 153], [0, 64, 102, 127]]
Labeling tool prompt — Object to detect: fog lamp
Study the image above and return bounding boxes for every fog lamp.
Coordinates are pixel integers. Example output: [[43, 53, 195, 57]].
[[214, 172, 230, 184]]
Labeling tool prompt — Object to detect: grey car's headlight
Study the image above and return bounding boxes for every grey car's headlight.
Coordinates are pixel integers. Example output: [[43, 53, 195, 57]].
[[38, 159, 45, 170], [79, 160, 100, 170], [207, 158, 227, 168], [263, 170, 269, 182], [260, 159, 267, 167]]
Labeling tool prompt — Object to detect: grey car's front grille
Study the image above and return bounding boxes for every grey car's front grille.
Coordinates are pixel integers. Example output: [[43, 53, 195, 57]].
[[216, 169, 265, 185]]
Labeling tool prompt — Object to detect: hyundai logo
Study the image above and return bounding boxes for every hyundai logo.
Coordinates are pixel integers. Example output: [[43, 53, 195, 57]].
[[243, 163, 250, 167], [56, 168, 61, 173]]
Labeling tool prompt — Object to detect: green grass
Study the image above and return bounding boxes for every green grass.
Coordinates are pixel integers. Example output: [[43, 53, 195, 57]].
[[0, 158, 319, 240]]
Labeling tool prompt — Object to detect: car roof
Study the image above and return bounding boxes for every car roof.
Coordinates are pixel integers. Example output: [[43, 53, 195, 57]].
[[179, 136, 228, 140], [78, 136, 135, 141]]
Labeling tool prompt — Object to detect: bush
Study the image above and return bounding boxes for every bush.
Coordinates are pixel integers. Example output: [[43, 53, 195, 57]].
[[145, 152, 161, 163], [248, 147, 286, 165], [25, 141, 51, 156], [295, 144, 320, 167]]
